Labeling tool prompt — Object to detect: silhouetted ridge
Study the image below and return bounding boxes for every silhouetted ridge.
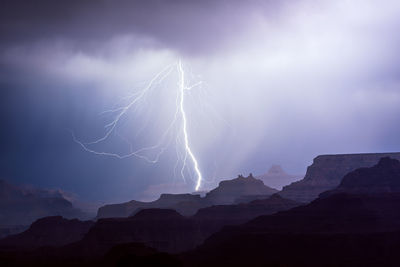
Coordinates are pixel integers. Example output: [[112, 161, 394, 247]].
[[0, 216, 93, 249], [341, 157, 400, 188], [97, 194, 206, 218], [193, 194, 300, 223], [205, 174, 278, 204], [97, 174, 277, 219], [321, 157, 400, 197], [158, 193, 201, 201], [184, 159, 400, 266], [279, 152, 400, 202]]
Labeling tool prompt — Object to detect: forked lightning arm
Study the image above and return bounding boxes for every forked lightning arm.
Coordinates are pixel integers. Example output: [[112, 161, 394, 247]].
[[72, 60, 203, 191]]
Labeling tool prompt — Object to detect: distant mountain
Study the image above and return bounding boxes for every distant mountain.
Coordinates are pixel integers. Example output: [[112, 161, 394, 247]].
[[185, 158, 400, 266], [0, 194, 299, 265], [5, 155, 400, 266], [256, 165, 303, 190], [279, 152, 400, 203], [97, 174, 278, 219], [0, 179, 88, 228]]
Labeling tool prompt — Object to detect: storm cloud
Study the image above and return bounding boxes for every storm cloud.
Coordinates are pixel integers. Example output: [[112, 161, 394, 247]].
[[1, 0, 400, 202], [0, 0, 284, 54]]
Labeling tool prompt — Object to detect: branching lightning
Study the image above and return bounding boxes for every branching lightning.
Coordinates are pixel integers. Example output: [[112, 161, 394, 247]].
[[72, 60, 204, 191], [177, 61, 203, 191]]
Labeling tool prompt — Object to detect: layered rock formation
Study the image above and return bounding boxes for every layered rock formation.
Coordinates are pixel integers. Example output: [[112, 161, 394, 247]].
[[0, 194, 299, 263], [97, 174, 278, 218], [205, 174, 277, 205], [93, 195, 298, 253], [5, 156, 400, 266], [321, 157, 400, 197], [81, 194, 299, 255], [97, 193, 208, 218], [186, 159, 400, 266], [256, 165, 303, 190], [279, 152, 400, 202], [193, 194, 301, 228]]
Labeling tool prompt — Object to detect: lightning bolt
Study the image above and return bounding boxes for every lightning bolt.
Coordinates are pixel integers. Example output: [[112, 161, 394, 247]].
[[177, 60, 203, 191], [72, 60, 203, 191]]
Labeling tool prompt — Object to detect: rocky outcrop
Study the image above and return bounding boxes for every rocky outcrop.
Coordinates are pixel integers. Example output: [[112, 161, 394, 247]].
[[187, 159, 400, 266], [0, 216, 93, 249], [97, 193, 209, 218], [256, 165, 303, 190], [97, 174, 277, 219], [4, 154, 400, 266], [205, 174, 278, 205], [321, 157, 400, 197], [279, 152, 400, 203]]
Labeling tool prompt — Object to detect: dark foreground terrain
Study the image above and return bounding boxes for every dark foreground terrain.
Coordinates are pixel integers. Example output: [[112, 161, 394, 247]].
[[1, 154, 400, 266]]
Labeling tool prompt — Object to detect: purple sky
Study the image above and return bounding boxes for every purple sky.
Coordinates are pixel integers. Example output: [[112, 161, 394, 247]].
[[1, 0, 400, 202]]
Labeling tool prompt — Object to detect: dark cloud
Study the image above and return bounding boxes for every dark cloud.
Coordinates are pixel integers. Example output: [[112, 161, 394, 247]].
[[0, 0, 282, 54], [1, 0, 400, 202]]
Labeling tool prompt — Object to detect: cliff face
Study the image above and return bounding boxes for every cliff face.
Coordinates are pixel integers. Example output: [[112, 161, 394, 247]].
[[321, 157, 400, 197], [187, 159, 400, 266], [97, 174, 277, 219], [279, 152, 400, 203]]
